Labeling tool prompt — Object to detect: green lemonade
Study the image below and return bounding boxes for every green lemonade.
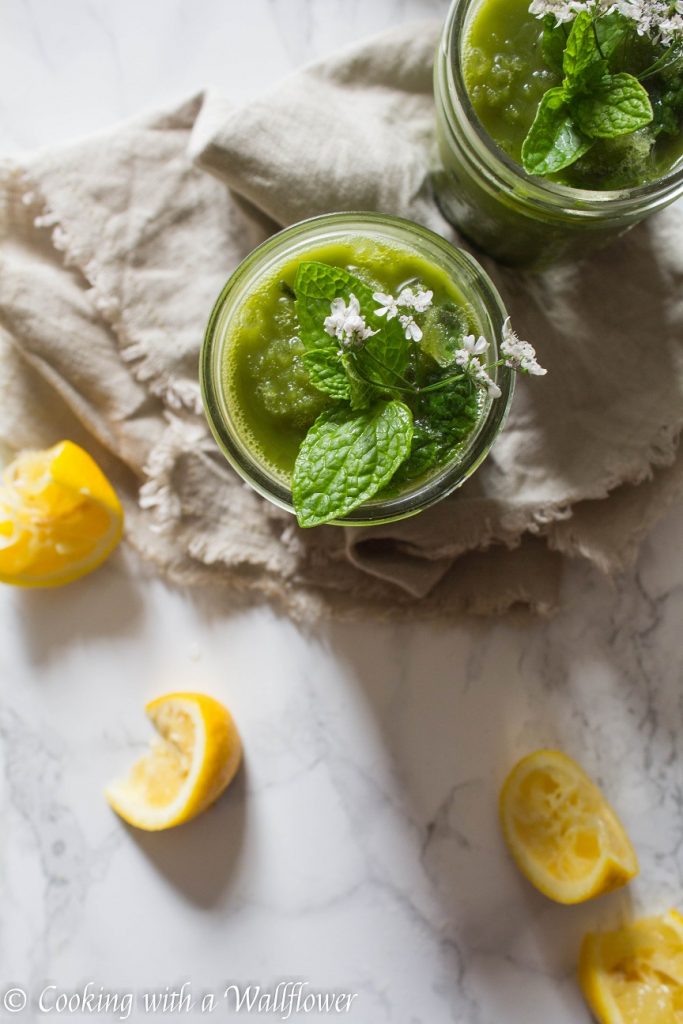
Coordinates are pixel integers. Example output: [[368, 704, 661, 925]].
[[464, 0, 683, 189], [222, 237, 485, 491]]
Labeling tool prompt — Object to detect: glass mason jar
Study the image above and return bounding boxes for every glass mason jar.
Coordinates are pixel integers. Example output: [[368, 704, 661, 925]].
[[433, 0, 683, 269], [200, 212, 514, 527]]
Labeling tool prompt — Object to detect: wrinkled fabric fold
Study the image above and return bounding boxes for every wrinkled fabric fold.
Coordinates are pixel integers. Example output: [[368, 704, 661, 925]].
[[0, 21, 681, 620]]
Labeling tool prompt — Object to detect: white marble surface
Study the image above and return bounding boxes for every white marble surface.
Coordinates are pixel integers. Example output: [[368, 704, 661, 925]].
[[2, 1, 683, 1022]]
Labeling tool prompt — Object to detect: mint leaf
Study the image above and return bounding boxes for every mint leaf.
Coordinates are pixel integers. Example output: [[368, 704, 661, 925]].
[[292, 401, 413, 527], [295, 262, 410, 391], [391, 378, 479, 486], [563, 11, 602, 84], [521, 87, 594, 174], [574, 72, 653, 138], [341, 355, 377, 410], [594, 11, 631, 62], [295, 262, 358, 355], [542, 15, 567, 74], [302, 349, 351, 401], [359, 317, 410, 385]]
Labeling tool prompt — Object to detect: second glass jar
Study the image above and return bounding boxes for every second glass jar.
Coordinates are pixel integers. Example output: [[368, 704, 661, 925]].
[[433, 0, 683, 269]]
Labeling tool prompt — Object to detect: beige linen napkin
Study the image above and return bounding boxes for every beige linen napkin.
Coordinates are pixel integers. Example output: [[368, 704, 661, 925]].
[[1, 23, 682, 618]]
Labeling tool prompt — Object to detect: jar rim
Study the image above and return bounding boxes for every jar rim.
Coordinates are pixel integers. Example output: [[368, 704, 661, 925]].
[[200, 211, 514, 527], [440, 0, 683, 217]]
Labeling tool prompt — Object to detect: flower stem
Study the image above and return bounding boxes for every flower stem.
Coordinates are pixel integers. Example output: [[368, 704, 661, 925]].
[[349, 360, 416, 396], [638, 42, 681, 81], [357, 350, 416, 391], [418, 372, 467, 394]]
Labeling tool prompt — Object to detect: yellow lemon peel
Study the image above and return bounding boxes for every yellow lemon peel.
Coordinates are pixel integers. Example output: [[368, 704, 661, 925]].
[[499, 749, 638, 904], [0, 440, 123, 587], [106, 693, 242, 831], [580, 910, 683, 1023]]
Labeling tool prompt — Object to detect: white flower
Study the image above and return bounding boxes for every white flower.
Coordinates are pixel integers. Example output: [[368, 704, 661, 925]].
[[613, 0, 683, 42], [396, 286, 434, 313], [411, 289, 434, 313], [453, 335, 501, 397], [324, 294, 377, 350], [529, 0, 597, 25], [529, 0, 683, 45], [455, 352, 501, 396], [396, 287, 416, 308], [454, 333, 489, 368], [500, 318, 547, 376], [324, 296, 353, 337], [399, 314, 423, 343], [474, 361, 502, 398], [373, 292, 399, 320], [374, 282, 433, 323]]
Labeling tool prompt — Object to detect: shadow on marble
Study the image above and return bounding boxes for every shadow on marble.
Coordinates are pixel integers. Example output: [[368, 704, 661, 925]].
[[13, 551, 145, 666], [319, 615, 637, 1012], [124, 765, 248, 908]]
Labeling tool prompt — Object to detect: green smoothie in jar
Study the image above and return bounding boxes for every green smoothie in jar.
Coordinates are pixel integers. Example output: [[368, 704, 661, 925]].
[[465, 0, 683, 189], [225, 238, 485, 489], [433, 0, 683, 267], [200, 214, 542, 528]]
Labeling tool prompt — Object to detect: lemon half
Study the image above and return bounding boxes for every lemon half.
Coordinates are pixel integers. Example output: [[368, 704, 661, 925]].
[[0, 440, 123, 587], [106, 693, 242, 831], [499, 749, 638, 904], [580, 910, 683, 1023]]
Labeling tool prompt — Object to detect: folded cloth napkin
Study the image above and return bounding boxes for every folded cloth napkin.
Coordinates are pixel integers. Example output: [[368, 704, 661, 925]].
[[1, 22, 682, 618]]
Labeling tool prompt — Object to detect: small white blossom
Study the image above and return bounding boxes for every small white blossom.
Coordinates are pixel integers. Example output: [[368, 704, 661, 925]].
[[529, 0, 683, 45], [454, 334, 490, 369], [474, 361, 502, 398], [374, 283, 434, 322], [373, 292, 399, 320], [455, 352, 501, 396], [613, 0, 683, 43], [324, 296, 352, 337], [399, 314, 423, 343], [324, 294, 377, 351], [411, 289, 434, 313], [529, 0, 596, 24], [501, 318, 547, 376], [453, 335, 501, 397], [465, 333, 489, 358], [396, 285, 434, 313], [397, 287, 417, 308]]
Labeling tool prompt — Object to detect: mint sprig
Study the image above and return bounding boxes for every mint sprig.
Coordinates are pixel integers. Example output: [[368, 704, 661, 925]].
[[292, 262, 418, 525], [522, 10, 654, 176], [286, 263, 537, 527]]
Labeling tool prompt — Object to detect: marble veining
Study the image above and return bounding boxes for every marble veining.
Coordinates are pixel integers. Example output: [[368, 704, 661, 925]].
[[2, 1, 683, 1021]]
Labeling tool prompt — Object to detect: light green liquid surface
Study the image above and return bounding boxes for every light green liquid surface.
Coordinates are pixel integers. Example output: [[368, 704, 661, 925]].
[[464, 0, 683, 189], [222, 238, 478, 483]]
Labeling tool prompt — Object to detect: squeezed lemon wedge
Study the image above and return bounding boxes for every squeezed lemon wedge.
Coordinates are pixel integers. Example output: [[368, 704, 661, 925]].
[[580, 910, 683, 1023], [499, 749, 638, 904], [0, 440, 123, 587], [105, 693, 242, 831]]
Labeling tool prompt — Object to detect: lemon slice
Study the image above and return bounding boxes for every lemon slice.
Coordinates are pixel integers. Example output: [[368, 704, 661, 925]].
[[0, 440, 123, 587], [580, 910, 683, 1023], [499, 749, 638, 904], [105, 693, 242, 831]]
